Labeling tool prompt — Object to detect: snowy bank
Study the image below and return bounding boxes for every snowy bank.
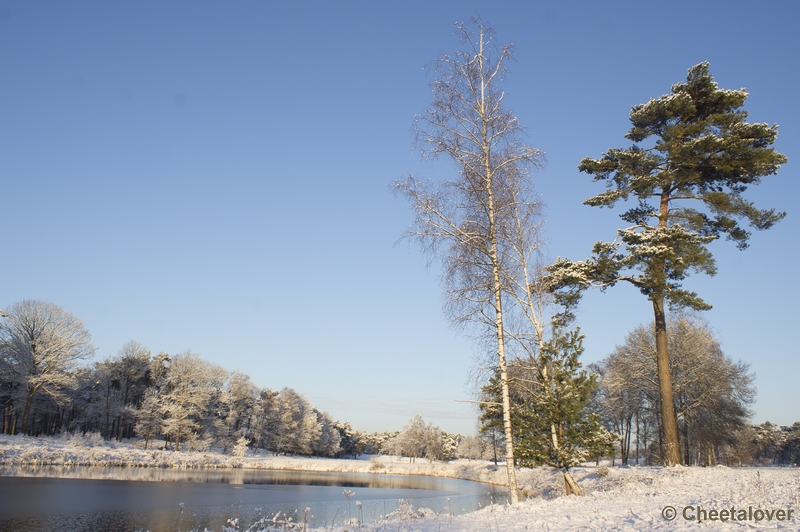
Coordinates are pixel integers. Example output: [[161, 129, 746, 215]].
[[0, 434, 525, 485], [314, 466, 799, 532]]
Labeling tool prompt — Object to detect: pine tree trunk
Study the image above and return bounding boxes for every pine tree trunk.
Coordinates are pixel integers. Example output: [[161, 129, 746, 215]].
[[653, 296, 681, 465], [651, 190, 682, 466]]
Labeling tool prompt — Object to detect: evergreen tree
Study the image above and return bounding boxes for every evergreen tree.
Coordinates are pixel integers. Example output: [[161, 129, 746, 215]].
[[107, 341, 152, 440], [311, 411, 342, 457], [479, 329, 615, 494], [332, 421, 358, 458], [513, 329, 614, 495], [251, 388, 280, 453], [546, 63, 786, 465], [478, 368, 506, 464]]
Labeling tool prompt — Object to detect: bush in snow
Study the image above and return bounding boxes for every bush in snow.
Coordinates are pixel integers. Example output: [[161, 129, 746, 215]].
[[232, 437, 250, 457]]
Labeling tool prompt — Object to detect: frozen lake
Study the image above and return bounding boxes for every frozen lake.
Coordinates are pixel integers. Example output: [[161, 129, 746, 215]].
[[0, 465, 508, 531]]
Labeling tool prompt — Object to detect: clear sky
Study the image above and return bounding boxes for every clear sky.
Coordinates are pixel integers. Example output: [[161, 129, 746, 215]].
[[1, 1, 797, 435]]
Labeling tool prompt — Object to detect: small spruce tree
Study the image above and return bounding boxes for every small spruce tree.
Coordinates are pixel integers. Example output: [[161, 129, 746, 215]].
[[479, 329, 615, 495], [513, 328, 614, 495]]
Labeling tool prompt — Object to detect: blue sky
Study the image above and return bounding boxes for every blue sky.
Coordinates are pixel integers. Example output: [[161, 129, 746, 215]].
[[1, 1, 797, 434]]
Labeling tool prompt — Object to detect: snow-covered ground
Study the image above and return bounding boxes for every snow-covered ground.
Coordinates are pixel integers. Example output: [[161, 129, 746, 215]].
[[361, 466, 799, 532], [1, 434, 798, 531]]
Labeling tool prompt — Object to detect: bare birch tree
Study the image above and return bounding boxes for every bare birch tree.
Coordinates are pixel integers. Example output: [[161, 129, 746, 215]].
[[395, 17, 544, 502]]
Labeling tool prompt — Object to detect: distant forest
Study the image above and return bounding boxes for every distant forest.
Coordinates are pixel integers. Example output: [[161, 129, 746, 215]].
[[1, 300, 798, 466], [0, 300, 476, 460]]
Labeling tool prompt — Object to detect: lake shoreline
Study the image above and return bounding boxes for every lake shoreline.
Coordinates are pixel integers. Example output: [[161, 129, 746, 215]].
[[0, 433, 521, 488]]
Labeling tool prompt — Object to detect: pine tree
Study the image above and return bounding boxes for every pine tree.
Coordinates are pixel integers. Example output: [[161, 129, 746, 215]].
[[479, 329, 615, 495], [512, 329, 614, 495], [478, 369, 506, 454], [546, 63, 786, 465]]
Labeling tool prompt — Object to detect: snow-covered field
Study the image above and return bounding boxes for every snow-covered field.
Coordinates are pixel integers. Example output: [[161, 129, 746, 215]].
[[388, 466, 800, 532], [1, 434, 798, 531]]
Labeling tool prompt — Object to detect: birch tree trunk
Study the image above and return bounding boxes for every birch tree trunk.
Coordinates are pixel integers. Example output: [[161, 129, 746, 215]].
[[492, 283, 519, 501]]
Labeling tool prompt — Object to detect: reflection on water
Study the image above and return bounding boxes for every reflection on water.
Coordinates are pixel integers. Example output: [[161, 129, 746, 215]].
[[0, 464, 473, 488], [0, 466, 508, 532]]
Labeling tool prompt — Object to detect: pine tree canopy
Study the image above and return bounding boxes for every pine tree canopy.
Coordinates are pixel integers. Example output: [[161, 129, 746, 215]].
[[547, 62, 787, 312]]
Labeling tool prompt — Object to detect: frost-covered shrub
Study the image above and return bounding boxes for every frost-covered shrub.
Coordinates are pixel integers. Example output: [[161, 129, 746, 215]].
[[67, 433, 85, 447], [232, 437, 250, 457], [369, 456, 385, 471], [76, 433, 105, 448], [185, 433, 212, 452], [386, 499, 425, 522]]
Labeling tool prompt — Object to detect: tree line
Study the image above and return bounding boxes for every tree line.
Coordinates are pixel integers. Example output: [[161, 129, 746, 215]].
[[0, 299, 503, 462], [2, 298, 794, 470], [0, 299, 350, 457]]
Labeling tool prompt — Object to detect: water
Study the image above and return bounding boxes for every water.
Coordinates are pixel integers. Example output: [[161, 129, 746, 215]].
[[0, 465, 508, 531]]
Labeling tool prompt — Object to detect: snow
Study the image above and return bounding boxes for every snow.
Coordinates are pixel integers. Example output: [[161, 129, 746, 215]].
[[400, 466, 799, 532], [1, 434, 798, 531]]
